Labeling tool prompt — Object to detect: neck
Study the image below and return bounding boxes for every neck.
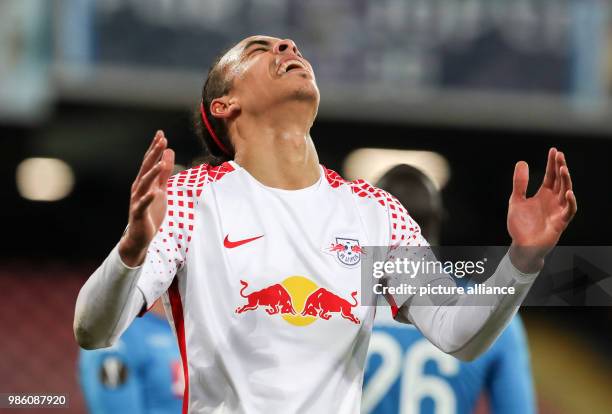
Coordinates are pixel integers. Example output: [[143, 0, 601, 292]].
[[231, 104, 320, 190], [150, 300, 167, 319]]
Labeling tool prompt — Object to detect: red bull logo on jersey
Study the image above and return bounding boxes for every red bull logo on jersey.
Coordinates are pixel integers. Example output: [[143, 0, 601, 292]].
[[327, 237, 364, 267], [235, 276, 360, 326], [235, 280, 297, 315], [301, 288, 360, 324]]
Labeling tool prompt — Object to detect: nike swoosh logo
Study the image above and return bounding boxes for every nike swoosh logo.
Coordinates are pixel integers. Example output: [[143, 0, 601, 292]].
[[223, 234, 264, 249]]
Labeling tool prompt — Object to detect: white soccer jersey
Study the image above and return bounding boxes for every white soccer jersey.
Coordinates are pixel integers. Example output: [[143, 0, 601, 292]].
[[135, 161, 425, 414]]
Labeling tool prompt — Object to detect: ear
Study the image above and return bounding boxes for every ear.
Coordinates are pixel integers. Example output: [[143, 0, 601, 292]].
[[210, 97, 241, 120]]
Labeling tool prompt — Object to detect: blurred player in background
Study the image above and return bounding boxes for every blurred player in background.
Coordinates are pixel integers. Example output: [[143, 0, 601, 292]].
[[79, 299, 183, 414], [363, 165, 535, 414]]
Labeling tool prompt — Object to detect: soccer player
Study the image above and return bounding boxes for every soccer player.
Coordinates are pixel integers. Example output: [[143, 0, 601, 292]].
[[365, 313, 534, 414], [363, 165, 535, 414], [73, 36, 576, 413], [79, 299, 183, 414]]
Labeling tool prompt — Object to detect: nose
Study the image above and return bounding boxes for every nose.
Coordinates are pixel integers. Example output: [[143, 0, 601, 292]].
[[273, 38, 301, 57]]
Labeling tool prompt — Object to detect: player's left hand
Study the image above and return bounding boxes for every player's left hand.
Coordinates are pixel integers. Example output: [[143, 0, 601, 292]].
[[507, 148, 577, 273]]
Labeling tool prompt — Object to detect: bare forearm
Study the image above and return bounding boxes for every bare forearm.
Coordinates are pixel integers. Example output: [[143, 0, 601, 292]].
[[73, 245, 145, 349]]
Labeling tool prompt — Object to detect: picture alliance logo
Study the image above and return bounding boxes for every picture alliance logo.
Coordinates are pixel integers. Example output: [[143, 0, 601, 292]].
[[372, 257, 488, 279]]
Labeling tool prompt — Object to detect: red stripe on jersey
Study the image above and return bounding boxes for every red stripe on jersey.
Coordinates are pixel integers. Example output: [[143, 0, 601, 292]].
[[390, 303, 399, 319], [169, 278, 189, 414]]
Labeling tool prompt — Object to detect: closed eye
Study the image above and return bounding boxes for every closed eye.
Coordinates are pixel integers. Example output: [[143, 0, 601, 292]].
[[246, 45, 270, 59]]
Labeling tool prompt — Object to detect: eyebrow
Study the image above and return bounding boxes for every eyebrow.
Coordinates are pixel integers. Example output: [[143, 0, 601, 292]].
[[243, 39, 272, 54]]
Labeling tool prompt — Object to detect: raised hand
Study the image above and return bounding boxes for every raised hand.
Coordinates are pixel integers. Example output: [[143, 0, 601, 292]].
[[507, 148, 577, 273], [118, 131, 175, 267]]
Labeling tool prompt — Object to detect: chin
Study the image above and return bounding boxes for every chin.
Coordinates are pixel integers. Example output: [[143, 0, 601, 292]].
[[292, 79, 320, 104]]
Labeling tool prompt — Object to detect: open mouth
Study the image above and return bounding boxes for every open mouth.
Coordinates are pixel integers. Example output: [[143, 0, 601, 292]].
[[278, 59, 307, 75]]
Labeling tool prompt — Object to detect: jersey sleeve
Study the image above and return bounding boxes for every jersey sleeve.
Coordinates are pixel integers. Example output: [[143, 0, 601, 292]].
[[382, 191, 429, 248], [486, 317, 536, 414], [74, 164, 228, 349], [372, 189, 445, 317], [78, 341, 145, 414], [74, 245, 146, 349], [136, 174, 199, 310], [374, 188, 539, 361]]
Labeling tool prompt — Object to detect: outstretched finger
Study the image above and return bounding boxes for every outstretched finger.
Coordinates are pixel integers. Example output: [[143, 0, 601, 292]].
[[552, 152, 564, 193], [562, 190, 577, 222], [134, 160, 163, 198], [136, 132, 167, 183], [511, 161, 529, 201], [542, 147, 557, 189], [157, 149, 175, 186], [140, 131, 163, 171], [131, 190, 157, 220], [558, 165, 573, 204], [560, 153, 572, 189], [146, 130, 163, 155]]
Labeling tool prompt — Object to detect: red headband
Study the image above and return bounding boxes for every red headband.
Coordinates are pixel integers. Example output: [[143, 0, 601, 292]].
[[199, 101, 231, 156]]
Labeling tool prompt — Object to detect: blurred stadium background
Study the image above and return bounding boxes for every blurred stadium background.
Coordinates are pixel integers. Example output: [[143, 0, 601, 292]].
[[1, 0, 612, 412]]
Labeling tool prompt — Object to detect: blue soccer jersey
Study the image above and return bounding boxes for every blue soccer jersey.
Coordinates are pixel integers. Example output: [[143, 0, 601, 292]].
[[79, 313, 183, 414], [363, 315, 535, 414]]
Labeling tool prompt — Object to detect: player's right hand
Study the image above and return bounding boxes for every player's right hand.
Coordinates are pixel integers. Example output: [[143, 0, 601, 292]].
[[119, 131, 175, 267]]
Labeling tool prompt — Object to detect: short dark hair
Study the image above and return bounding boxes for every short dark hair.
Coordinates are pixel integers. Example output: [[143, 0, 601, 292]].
[[193, 50, 235, 166]]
